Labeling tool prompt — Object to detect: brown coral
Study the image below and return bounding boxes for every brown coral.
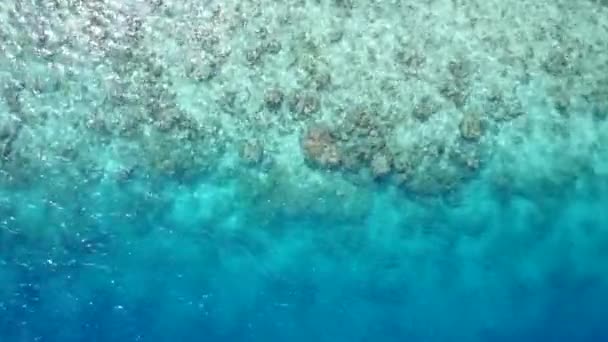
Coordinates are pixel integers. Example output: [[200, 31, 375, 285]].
[[301, 125, 341, 168]]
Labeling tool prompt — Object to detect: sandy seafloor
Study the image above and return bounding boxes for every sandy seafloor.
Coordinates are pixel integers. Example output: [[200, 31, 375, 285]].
[[1, 0, 608, 340]]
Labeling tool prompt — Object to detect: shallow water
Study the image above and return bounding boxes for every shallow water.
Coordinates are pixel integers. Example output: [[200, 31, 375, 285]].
[[2, 0, 608, 341]]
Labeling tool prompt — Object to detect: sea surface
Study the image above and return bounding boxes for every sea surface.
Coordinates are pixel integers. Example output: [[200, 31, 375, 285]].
[[2, 156, 607, 342], [1, 1, 608, 341]]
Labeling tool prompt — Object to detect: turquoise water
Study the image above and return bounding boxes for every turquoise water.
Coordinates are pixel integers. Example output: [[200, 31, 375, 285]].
[[2, 174, 607, 341], [2, 0, 608, 341]]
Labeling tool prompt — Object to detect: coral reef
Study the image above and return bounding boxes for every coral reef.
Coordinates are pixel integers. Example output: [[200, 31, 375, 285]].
[[0, 117, 19, 160], [370, 154, 392, 179], [264, 88, 284, 111], [290, 91, 320, 117], [412, 96, 440, 122], [301, 125, 341, 169], [459, 114, 483, 141], [240, 139, 265, 166], [0, 0, 606, 198]]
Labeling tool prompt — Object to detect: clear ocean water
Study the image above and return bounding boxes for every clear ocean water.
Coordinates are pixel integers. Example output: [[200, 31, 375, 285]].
[[2, 171, 607, 341], [1, 1, 608, 341]]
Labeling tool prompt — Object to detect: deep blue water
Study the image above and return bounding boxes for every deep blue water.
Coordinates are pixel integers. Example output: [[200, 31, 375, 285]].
[[1, 173, 608, 341]]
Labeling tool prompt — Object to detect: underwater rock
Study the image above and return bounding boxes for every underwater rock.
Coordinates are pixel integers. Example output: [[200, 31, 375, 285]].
[[265, 39, 282, 54], [0, 119, 16, 141], [459, 113, 483, 141], [485, 87, 525, 121], [245, 46, 265, 66], [290, 91, 320, 117], [592, 100, 607, 121], [334, 0, 355, 10], [370, 154, 392, 179], [543, 49, 574, 76], [264, 88, 284, 110], [440, 82, 469, 108], [2, 83, 24, 114], [331, 108, 393, 174], [0, 117, 19, 159], [412, 95, 439, 121], [240, 139, 264, 165], [448, 59, 473, 81], [187, 59, 218, 82], [308, 71, 332, 91], [327, 30, 344, 43]]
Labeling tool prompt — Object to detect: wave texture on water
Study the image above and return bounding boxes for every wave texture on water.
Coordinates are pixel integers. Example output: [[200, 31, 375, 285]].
[[1, 0, 608, 341]]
